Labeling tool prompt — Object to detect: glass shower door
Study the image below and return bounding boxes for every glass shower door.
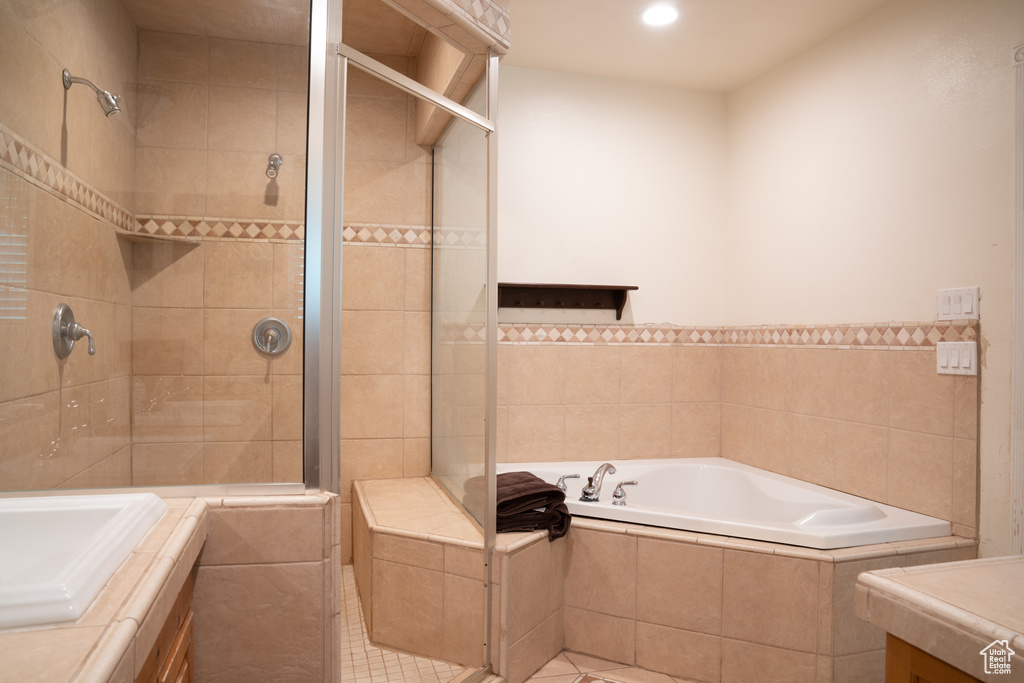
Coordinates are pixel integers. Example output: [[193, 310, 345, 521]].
[[431, 85, 490, 523]]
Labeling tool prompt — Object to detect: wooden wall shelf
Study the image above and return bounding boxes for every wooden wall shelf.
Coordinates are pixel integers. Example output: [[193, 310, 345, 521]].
[[497, 283, 638, 320]]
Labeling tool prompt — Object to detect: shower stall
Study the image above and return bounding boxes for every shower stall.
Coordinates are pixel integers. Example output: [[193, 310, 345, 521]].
[[0, 0, 501, 677]]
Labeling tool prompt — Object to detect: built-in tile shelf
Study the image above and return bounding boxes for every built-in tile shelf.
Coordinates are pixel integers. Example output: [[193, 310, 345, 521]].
[[498, 283, 638, 320], [114, 227, 201, 245]]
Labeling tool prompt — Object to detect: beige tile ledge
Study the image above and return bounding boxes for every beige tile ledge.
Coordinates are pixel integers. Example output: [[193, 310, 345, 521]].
[[855, 556, 1024, 681], [571, 516, 972, 563], [0, 498, 208, 683]]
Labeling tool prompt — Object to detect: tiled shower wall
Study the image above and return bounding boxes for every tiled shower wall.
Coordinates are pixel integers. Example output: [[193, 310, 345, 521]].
[[336, 60, 434, 561], [0, 0, 137, 489], [496, 322, 979, 538], [127, 31, 308, 485]]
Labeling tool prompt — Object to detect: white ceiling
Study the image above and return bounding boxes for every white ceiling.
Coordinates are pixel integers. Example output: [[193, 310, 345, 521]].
[[502, 0, 891, 92]]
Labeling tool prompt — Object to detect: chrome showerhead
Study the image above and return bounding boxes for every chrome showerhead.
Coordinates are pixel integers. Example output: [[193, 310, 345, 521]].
[[62, 68, 121, 117]]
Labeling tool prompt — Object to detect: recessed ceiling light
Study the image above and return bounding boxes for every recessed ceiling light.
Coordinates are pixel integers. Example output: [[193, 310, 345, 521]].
[[640, 4, 679, 27]]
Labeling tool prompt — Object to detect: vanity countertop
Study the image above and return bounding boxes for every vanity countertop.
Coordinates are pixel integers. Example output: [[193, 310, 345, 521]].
[[855, 555, 1024, 681], [0, 497, 207, 683]]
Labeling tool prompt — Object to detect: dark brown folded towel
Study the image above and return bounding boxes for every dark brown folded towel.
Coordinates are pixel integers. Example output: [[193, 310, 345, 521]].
[[496, 501, 571, 540], [496, 471, 565, 516]]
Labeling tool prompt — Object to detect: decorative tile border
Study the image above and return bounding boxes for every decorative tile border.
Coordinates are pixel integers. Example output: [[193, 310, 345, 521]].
[[344, 223, 430, 247], [486, 321, 979, 349], [0, 124, 134, 233], [136, 215, 305, 241]]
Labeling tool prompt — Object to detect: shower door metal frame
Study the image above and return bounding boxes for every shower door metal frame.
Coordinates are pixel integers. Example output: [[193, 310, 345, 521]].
[[327, 37, 499, 675]]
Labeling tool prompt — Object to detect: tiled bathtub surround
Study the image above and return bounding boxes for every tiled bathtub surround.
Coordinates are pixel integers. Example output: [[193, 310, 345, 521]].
[[496, 320, 980, 538]]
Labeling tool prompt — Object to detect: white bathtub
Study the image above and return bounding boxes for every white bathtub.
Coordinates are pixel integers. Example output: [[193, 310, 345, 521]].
[[0, 493, 167, 629], [498, 458, 950, 549]]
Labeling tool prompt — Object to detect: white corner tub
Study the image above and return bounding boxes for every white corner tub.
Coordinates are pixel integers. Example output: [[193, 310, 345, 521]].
[[498, 458, 950, 549], [0, 493, 167, 629]]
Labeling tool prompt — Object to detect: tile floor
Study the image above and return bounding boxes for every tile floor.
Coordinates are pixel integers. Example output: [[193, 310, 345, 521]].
[[526, 652, 701, 683], [341, 565, 466, 683]]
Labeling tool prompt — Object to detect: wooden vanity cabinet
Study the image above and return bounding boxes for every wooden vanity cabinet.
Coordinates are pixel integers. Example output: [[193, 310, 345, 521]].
[[886, 635, 982, 683], [136, 566, 197, 683]]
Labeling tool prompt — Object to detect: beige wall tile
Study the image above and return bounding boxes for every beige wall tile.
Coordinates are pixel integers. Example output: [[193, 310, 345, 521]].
[[723, 550, 818, 652], [497, 344, 510, 406], [131, 442, 204, 485], [133, 375, 203, 443], [203, 241, 274, 309], [0, 289, 61, 403], [619, 404, 672, 459], [888, 351, 954, 436], [373, 533, 443, 570], [563, 607, 635, 666], [620, 347, 672, 404], [789, 414, 836, 488], [637, 538, 723, 634], [272, 440, 303, 482], [272, 374, 302, 441], [59, 445, 131, 488], [205, 150, 305, 220], [565, 528, 636, 619], [721, 638, 817, 683], [201, 505, 323, 565], [346, 95, 410, 163], [832, 651, 884, 683], [202, 308, 268, 375], [203, 440, 272, 483], [508, 541, 555, 642], [506, 406, 564, 462], [272, 242, 305, 313], [833, 556, 902, 656], [564, 346, 620, 405], [278, 44, 309, 93], [670, 346, 721, 404], [404, 247, 430, 312], [139, 31, 210, 82], [339, 375, 404, 439], [343, 158, 429, 225], [953, 375, 978, 439], [818, 563, 835, 657], [790, 348, 837, 418], [509, 345, 565, 406], [341, 438, 404, 498], [722, 347, 757, 407], [404, 311, 430, 375], [887, 429, 953, 520], [371, 559, 444, 658], [209, 38, 278, 89], [136, 80, 208, 150], [834, 350, 888, 427], [90, 375, 131, 459], [506, 610, 565, 683], [133, 306, 203, 375], [0, 13, 65, 160], [721, 402, 756, 464], [404, 437, 430, 476], [953, 438, 978, 529], [833, 421, 888, 503], [443, 573, 485, 667], [404, 374, 430, 438], [207, 85, 277, 152], [670, 403, 721, 458], [636, 622, 721, 682], [277, 90, 308, 156], [204, 375, 272, 441], [340, 310, 405, 374], [58, 383, 93, 480], [342, 245, 405, 311], [193, 562, 323, 681], [565, 405, 620, 460], [746, 408, 791, 474], [133, 147, 207, 216], [132, 242, 204, 308]]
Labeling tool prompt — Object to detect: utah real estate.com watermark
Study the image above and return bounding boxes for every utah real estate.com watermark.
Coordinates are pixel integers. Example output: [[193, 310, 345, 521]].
[[980, 640, 1015, 675]]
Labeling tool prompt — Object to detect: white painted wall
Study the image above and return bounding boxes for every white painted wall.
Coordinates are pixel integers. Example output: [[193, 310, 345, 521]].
[[496, 0, 1023, 555], [497, 67, 729, 325], [727, 0, 1023, 557]]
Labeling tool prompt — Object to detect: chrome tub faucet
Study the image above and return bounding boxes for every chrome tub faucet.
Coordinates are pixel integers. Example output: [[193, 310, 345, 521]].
[[579, 463, 617, 502]]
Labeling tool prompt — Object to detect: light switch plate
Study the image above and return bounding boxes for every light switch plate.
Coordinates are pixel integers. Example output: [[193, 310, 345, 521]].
[[936, 341, 977, 375], [937, 287, 980, 320]]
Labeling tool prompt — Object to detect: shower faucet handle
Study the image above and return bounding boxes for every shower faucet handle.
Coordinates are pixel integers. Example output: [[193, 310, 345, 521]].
[[68, 323, 96, 355]]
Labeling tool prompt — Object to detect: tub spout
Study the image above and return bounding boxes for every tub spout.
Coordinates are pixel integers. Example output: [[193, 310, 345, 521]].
[[580, 463, 616, 502]]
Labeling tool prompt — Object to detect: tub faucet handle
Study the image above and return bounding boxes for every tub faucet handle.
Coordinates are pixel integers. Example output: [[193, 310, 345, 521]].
[[580, 463, 617, 502], [555, 474, 580, 493], [611, 481, 638, 506]]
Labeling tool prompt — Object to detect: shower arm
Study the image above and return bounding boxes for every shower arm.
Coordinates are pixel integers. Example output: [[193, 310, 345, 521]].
[[63, 70, 104, 97]]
